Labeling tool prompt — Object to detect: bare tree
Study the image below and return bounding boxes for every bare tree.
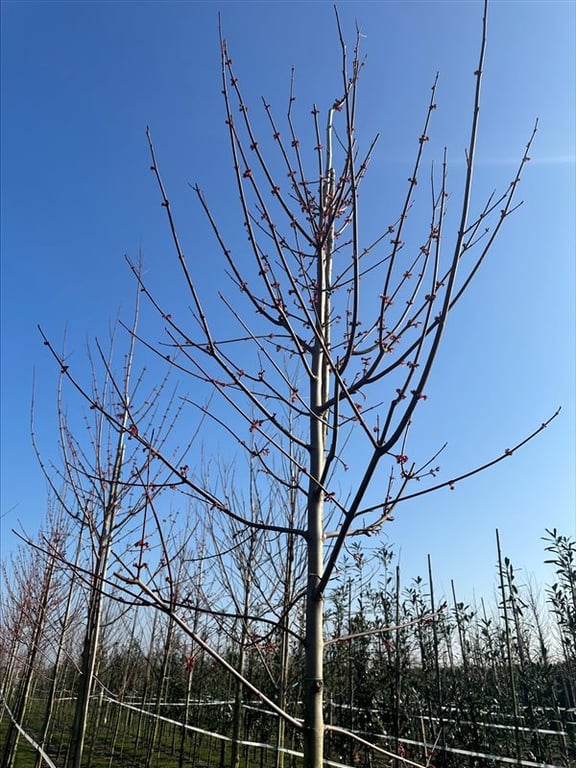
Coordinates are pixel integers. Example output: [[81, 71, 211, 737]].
[[35, 295, 200, 767], [39, 3, 559, 766], [0, 508, 69, 768]]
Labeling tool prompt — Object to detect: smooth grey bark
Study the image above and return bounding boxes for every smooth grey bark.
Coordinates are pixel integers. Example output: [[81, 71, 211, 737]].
[[301, 107, 336, 768]]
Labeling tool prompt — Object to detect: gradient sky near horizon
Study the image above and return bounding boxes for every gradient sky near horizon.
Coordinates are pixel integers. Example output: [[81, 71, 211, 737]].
[[1, 0, 574, 608]]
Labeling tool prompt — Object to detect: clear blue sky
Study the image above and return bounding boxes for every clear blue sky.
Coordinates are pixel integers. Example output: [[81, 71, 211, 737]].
[[1, 0, 574, 606]]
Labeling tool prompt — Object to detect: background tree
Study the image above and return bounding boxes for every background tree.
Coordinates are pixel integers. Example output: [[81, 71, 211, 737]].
[[35, 299, 200, 768], [0, 507, 70, 768]]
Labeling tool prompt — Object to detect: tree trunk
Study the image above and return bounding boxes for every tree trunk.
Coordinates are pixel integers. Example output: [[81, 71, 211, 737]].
[[303, 117, 334, 768], [303, 512, 324, 768], [145, 614, 175, 768], [230, 639, 247, 768], [67, 412, 126, 768]]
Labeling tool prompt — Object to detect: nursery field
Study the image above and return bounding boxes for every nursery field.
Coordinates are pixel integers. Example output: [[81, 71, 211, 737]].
[[2, 692, 575, 768], [2, 530, 575, 768]]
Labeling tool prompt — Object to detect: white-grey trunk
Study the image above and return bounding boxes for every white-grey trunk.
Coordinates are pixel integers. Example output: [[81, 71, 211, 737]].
[[303, 494, 324, 768], [303, 113, 335, 768]]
